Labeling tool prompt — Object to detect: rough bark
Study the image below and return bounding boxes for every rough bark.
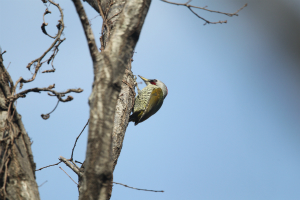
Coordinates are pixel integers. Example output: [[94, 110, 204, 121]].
[[73, 0, 151, 199], [84, 0, 137, 173], [0, 53, 40, 200]]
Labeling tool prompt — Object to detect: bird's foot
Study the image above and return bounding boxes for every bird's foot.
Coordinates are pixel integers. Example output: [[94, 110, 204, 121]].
[[133, 75, 141, 94]]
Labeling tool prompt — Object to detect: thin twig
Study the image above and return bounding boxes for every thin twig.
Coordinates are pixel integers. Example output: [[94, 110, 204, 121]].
[[71, 119, 89, 160], [106, 10, 122, 22], [231, 4, 248, 16], [188, 7, 227, 25], [161, 0, 247, 24], [38, 180, 48, 187], [162, 0, 247, 16], [75, 160, 83, 164], [113, 182, 164, 193], [89, 14, 100, 24], [59, 167, 78, 186], [36, 161, 62, 171], [41, 99, 60, 120], [6, 62, 11, 70], [58, 120, 89, 177], [0, 50, 6, 56]]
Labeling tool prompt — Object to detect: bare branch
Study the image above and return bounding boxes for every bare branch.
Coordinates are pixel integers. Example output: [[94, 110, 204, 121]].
[[41, 8, 53, 37], [8, 85, 83, 103], [41, 99, 60, 120], [161, 0, 247, 24], [162, 0, 247, 16], [70, 119, 89, 160], [188, 7, 227, 25], [36, 161, 62, 171], [38, 181, 48, 187], [72, 0, 99, 62], [12, 0, 66, 96], [59, 156, 80, 176], [89, 14, 100, 24], [113, 182, 164, 193], [0, 50, 6, 56], [59, 167, 78, 185], [75, 160, 83, 165]]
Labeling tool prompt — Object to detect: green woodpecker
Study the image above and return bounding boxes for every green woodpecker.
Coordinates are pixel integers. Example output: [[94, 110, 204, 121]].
[[129, 75, 168, 125]]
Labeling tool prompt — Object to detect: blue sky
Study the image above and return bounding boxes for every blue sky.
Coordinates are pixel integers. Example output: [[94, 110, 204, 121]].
[[1, 0, 300, 200]]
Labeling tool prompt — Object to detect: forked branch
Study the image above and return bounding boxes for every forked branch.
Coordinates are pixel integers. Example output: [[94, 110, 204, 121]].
[[9, 0, 83, 110], [20, 0, 65, 85], [161, 0, 247, 25], [9, 85, 83, 103]]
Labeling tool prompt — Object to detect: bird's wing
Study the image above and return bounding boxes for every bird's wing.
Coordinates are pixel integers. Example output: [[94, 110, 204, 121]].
[[138, 87, 164, 123]]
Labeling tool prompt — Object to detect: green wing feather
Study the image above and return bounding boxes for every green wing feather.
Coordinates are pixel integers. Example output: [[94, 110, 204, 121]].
[[138, 87, 164, 124], [129, 86, 164, 125]]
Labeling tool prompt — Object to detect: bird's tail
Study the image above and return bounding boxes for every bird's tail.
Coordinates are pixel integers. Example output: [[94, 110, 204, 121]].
[[129, 113, 139, 126]]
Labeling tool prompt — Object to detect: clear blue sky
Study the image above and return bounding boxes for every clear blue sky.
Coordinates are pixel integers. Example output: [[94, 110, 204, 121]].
[[1, 0, 300, 200]]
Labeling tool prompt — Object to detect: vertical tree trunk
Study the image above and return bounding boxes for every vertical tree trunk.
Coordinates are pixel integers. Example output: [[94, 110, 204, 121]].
[[74, 0, 151, 199], [0, 54, 40, 200]]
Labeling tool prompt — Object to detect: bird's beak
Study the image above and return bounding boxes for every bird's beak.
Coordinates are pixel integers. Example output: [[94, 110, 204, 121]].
[[138, 75, 150, 84]]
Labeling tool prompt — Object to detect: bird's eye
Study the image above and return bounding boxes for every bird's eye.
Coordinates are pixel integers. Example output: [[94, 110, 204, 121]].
[[150, 80, 156, 85], [154, 79, 157, 82]]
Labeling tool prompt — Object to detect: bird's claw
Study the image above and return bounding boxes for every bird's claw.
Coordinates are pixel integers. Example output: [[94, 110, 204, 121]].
[[133, 75, 138, 84], [132, 75, 141, 94]]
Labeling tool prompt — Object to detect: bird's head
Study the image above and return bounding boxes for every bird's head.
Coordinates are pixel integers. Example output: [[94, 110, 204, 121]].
[[138, 75, 168, 99]]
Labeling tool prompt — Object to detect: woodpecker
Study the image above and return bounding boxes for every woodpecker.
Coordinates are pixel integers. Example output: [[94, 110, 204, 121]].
[[129, 75, 168, 125]]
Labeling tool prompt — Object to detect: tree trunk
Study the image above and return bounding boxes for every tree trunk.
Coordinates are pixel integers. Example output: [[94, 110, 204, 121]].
[[74, 0, 151, 199], [0, 53, 40, 200]]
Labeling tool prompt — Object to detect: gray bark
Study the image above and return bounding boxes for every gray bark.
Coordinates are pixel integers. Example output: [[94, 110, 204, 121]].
[[73, 0, 151, 199], [0, 53, 40, 200], [84, 0, 137, 173]]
